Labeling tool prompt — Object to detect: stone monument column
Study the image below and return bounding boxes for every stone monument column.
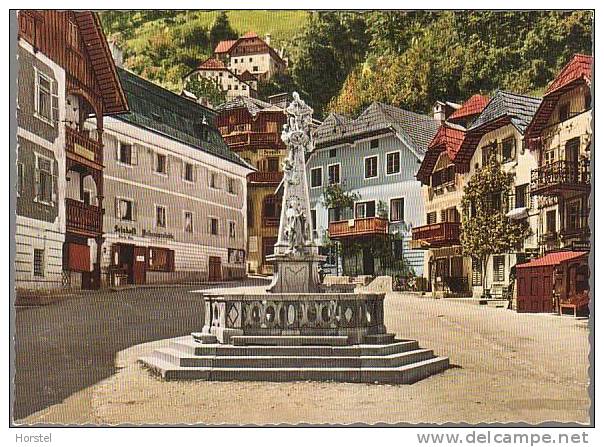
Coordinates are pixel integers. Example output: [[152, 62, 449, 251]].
[[267, 92, 325, 293]]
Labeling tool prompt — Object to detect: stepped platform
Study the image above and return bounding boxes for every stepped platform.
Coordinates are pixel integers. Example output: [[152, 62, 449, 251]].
[[139, 335, 449, 383]]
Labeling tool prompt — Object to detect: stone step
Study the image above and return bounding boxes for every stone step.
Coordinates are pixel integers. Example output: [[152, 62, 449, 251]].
[[231, 335, 350, 346], [152, 347, 435, 369], [170, 338, 420, 357], [363, 333, 396, 344], [138, 356, 449, 384]]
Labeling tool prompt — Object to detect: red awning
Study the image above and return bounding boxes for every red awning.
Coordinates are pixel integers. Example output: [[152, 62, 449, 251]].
[[66, 243, 91, 272], [516, 251, 588, 269]]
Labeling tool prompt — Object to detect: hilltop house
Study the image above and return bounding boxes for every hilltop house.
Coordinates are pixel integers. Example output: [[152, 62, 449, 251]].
[[16, 11, 128, 292], [215, 96, 288, 275], [183, 58, 257, 102], [214, 31, 287, 82], [412, 94, 490, 298], [307, 102, 440, 279], [100, 68, 253, 285], [517, 54, 592, 314]]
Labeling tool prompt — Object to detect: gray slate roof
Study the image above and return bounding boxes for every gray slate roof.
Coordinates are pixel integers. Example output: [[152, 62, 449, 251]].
[[115, 68, 253, 170], [469, 91, 542, 134], [215, 96, 284, 116], [313, 102, 440, 156]]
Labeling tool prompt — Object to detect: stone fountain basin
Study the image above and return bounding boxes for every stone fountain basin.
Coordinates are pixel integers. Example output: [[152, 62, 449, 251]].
[[193, 288, 387, 345]]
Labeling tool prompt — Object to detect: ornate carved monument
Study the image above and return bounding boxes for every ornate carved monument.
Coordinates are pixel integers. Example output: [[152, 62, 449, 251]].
[[139, 93, 449, 384]]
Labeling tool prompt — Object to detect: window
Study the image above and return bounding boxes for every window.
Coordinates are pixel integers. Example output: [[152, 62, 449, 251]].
[[156, 205, 166, 228], [546, 209, 557, 234], [33, 249, 44, 277], [329, 149, 337, 158], [35, 154, 54, 204], [515, 184, 529, 209], [253, 66, 259, 72], [184, 211, 194, 233], [17, 161, 24, 196], [390, 198, 404, 222], [311, 209, 317, 231], [355, 201, 376, 219], [249, 57, 253, 62], [386, 151, 401, 175], [263, 195, 280, 226], [364, 156, 378, 179], [35, 70, 53, 123], [566, 199, 582, 231], [431, 165, 455, 188], [559, 103, 570, 122], [227, 177, 237, 194], [155, 153, 167, 174], [482, 143, 496, 166], [234, 85, 239, 90], [327, 164, 340, 185], [118, 142, 134, 165], [183, 163, 194, 182], [426, 212, 437, 225], [228, 221, 236, 239], [242, 85, 247, 90], [310, 167, 322, 188], [544, 150, 555, 165], [209, 217, 219, 235], [472, 258, 482, 286], [370, 139, 379, 149], [148, 247, 175, 272], [501, 137, 516, 162], [585, 93, 592, 109], [209, 171, 219, 188], [328, 207, 342, 223], [493, 255, 505, 283], [116, 198, 135, 221], [267, 157, 280, 172]]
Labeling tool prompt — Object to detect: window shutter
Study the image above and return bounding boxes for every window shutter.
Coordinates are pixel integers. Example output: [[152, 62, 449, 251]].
[[115, 142, 120, 161], [34, 166, 40, 199], [131, 145, 138, 165], [165, 155, 170, 175], [33, 67, 39, 115], [132, 201, 138, 221], [115, 198, 120, 218], [51, 79, 59, 124], [51, 163, 57, 204]]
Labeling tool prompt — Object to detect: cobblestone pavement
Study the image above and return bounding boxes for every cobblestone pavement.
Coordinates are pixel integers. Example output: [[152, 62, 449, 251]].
[[12, 278, 270, 420], [15, 290, 591, 425]]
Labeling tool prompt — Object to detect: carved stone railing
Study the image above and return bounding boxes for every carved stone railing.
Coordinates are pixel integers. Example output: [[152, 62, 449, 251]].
[[200, 292, 387, 344]]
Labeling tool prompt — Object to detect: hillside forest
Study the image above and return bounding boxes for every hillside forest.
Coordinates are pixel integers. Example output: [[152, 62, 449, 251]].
[[100, 10, 593, 118]]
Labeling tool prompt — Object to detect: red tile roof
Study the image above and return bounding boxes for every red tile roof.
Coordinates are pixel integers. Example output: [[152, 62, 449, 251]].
[[516, 251, 588, 269], [448, 94, 490, 121], [416, 124, 466, 184], [197, 58, 227, 70], [545, 54, 592, 95], [214, 39, 237, 54]]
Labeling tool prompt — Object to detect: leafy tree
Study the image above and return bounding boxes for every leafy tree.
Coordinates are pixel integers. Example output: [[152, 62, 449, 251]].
[[209, 11, 238, 51], [460, 156, 530, 294], [290, 11, 370, 117], [184, 76, 226, 107], [321, 183, 360, 211], [257, 72, 299, 101]]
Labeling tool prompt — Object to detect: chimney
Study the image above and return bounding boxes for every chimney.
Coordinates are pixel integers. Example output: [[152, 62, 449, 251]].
[[108, 38, 123, 68], [432, 101, 446, 122], [264, 33, 271, 46]]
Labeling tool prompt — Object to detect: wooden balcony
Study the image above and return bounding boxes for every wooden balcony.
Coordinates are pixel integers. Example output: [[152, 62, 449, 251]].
[[411, 222, 461, 249], [531, 160, 591, 196], [248, 171, 284, 184], [223, 132, 283, 150], [66, 198, 102, 237], [328, 217, 389, 240], [65, 126, 103, 166]]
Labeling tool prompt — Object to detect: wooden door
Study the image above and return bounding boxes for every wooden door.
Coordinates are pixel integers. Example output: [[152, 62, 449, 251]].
[[132, 246, 147, 285], [209, 256, 222, 282], [543, 273, 553, 312]]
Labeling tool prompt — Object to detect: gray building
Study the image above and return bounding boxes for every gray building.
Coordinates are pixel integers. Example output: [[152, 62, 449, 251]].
[[100, 68, 253, 286], [307, 102, 440, 279]]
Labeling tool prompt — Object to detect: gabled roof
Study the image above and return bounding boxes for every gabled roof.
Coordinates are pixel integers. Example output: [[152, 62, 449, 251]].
[[215, 95, 284, 116], [242, 31, 258, 38], [525, 54, 593, 146], [454, 91, 541, 170], [314, 102, 440, 160], [196, 58, 227, 70], [516, 251, 587, 269], [545, 54, 592, 95], [115, 68, 253, 170], [72, 12, 129, 115], [448, 94, 490, 123], [214, 39, 237, 54], [416, 124, 466, 184]]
